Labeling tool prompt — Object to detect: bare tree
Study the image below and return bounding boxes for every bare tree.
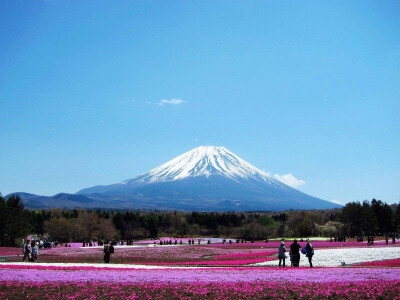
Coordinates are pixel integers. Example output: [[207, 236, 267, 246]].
[[76, 211, 99, 242], [44, 217, 72, 242], [98, 218, 118, 241]]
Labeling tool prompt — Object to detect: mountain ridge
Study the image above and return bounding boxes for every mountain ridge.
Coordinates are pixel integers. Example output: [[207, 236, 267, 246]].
[[8, 146, 341, 211]]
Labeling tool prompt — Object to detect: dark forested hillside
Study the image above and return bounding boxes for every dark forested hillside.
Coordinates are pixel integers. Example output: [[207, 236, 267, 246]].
[[1, 194, 399, 246]]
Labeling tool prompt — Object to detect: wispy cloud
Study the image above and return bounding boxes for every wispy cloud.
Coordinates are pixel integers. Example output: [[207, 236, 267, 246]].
[[274, 173, 305, 188], [158, 98, 185, 106]]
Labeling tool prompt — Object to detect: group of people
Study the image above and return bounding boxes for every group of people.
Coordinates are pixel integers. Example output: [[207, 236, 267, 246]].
[[386, 235, 397, 245], [22, 240, 40, 262], [278, 239, 314, 268], [82, 241, 98, 247], [159, 239, 183, 245], [158, 239, 210, 245]]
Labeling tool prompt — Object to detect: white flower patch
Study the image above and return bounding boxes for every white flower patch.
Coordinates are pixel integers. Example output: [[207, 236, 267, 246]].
[[254, 246, 400, 267]]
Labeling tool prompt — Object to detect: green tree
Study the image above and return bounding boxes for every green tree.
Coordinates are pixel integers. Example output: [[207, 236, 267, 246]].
[[361, 200, 377, 236], [0, 194, 7, 246], [3, 195, 30, 246], [341, 202, 363, 236], [371, 199, 394, 234], [394, 203, 400, 232], [299, 217, 315, 237]]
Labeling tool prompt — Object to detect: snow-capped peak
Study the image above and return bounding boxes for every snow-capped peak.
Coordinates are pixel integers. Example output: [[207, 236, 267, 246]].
[[123, 146, 274, 184]]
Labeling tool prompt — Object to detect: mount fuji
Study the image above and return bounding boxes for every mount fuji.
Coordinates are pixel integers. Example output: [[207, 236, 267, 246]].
[[9, 146, 340, 211], [73, 146, 340, 211]]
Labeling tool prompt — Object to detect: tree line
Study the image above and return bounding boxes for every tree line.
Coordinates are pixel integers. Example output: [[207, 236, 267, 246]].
[[341, 199, 400, 237], [0, 194, 399, 246]]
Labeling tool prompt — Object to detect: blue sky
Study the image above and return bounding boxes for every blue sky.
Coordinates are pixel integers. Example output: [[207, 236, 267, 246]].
[[1, 1, 399, 204]]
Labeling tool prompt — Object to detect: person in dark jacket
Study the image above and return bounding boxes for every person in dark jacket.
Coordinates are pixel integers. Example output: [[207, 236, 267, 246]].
[[290, 239, 301, 267], [278, 241, 287, 267], [305, 239, 314, 267], [103, 241, 114, 263]]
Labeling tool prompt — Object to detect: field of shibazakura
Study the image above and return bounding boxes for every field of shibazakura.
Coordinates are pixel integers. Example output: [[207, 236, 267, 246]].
[[1, 239, 400, 299]]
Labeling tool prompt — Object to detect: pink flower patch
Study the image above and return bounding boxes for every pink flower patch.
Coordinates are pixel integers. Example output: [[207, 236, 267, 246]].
[[357, 258, 400, 267]]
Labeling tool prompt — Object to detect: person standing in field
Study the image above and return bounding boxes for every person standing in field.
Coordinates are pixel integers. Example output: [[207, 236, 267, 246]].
[[305, 239, 314, 267], [22, 240, 32, 262], [290, 239, 301, 267], [32, 242, 39, 261], [278, 241, 286, 267], [103, 241, 114, 263]]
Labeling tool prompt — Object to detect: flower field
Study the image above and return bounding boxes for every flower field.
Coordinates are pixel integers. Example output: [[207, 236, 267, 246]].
[[0, 240, 399, 299], [0, 247, 21, 256], [357, 258, 400, 267], [1, 280, 400, 299]]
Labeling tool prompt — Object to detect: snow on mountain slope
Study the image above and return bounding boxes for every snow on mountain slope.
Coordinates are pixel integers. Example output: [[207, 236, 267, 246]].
[[73, 146, 341, 211], [122, 146, 275, 185]]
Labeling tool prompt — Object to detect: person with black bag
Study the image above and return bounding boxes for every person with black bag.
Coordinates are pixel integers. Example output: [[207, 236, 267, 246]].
[[103, 241, 114, 263]]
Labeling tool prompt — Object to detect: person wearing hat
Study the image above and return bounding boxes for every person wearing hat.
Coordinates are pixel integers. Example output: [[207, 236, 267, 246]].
[[32, 241, 39, 261], [278, 241, 287, 267], [305, 239, 314, 267]]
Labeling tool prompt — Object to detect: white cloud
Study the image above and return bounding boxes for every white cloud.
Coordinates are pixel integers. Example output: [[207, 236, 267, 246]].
[[158, 98, 185, 106], [273, 173, 305, 188]]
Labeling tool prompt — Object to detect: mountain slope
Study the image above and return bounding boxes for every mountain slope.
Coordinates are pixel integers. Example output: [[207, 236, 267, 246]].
[[5, 192, 99, 209], [76, 146, 340, 211]]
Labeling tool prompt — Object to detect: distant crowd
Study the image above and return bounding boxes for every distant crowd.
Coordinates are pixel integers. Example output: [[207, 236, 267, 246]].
[[22, 239, 58, 262]]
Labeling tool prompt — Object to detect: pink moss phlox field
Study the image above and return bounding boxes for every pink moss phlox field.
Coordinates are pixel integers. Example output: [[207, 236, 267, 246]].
[[0, 247, 22, 256], [151, 257, 276, 265], [357, 258, 400, 267], [2, 266, 400, 283], [7, 244, 281, 264], [0, 264, 324, 271], [1, 280, 400, 299], [212, 250, 277, 259], [209, 241, 399, 249]]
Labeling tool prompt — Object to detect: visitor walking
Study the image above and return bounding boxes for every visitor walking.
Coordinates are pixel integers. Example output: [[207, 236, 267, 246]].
[[290, 239, 301, 267], [305, 239, 314, 267], [22, 240, 32, 262], [278, 241, 286, 267], [32, 242, 39, 261], [103, 241, 114, 263]]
